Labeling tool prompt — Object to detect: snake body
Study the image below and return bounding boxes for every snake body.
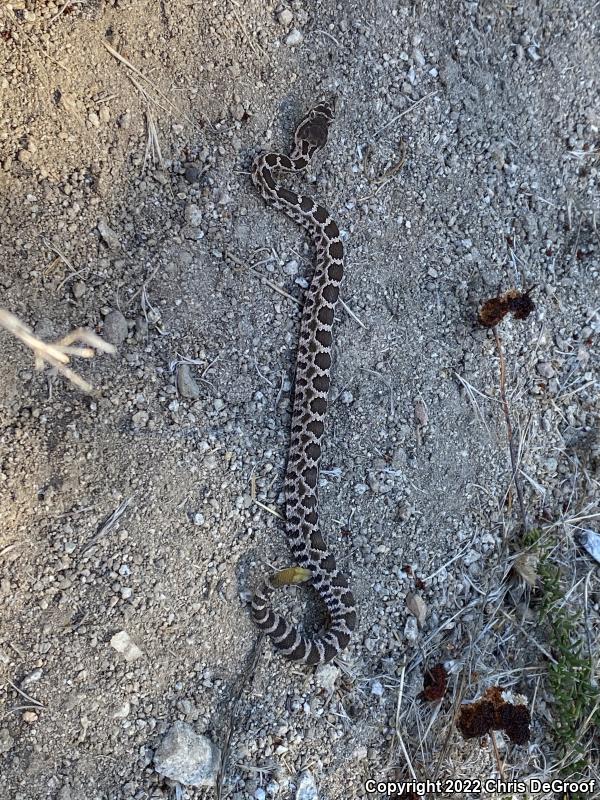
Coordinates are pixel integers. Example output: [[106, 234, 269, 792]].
[[250, 100, 356, 665]]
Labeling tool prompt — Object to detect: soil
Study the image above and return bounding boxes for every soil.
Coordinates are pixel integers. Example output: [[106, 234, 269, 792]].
[[1, 1, 599, 799]]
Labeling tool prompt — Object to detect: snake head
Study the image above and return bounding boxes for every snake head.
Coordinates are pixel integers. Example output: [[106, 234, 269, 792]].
[[294, 98, 337, 154]]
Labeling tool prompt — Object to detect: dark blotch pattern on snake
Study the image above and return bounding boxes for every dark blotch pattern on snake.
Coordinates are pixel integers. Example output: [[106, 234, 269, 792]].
[[250, 100, 357, 665]]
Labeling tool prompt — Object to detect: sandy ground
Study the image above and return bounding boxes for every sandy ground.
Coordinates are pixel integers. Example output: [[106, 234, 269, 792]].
[[0, 1, 599, 799]]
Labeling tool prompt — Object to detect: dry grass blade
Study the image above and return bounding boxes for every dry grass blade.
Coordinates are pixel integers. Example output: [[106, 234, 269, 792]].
[[81, 497, 132, 555], [339, 298, 366, 329], [227, 250, 366, 328], [7, 679, 45, 709], [103, 41, 211, 130], [41, 236, 90, 290], [250, 475, 284, 520], [372, 90, 438, 138], [0, 309, 115, 394], [144, 109, 163, 170]]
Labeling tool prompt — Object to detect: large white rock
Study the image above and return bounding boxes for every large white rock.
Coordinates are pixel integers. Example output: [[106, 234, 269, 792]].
[[154, 721, 220, 787]]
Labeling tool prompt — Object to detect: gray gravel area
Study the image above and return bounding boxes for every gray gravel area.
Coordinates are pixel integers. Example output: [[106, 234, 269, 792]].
[[0, 1, 599, 799]]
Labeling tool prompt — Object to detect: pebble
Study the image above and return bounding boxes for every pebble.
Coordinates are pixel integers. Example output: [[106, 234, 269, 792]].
[[536, 361, 555, 378], [405, 592, 428, 626], [0, 728, 14, 752], [404, 615, 419, 643], [110, 630, 143, 662], [72, 280, 86, 299], [153, 721, 220, 787], [184, 164, 201, 183], [340, 390, 354, 405], [315, 663, 340, 692], [132, 410, 149, 427], [185, 203, 203, 227], [97, 219, 121, 251], [413, 48, 426, 66], [103, 310, 128, 347], [113, 700, 131, 719], [414, 399, 428, 426], [231, 102, 246, 121], [577, 529, 600, 564], [285, 29, 303, 46], [276, 7, 293, 25], [371, 680, 384, 697], [177, 364, 201, 399], [283, 259, 299, 276], [295, 771, 318, 800], [21, 668, 43, 688]]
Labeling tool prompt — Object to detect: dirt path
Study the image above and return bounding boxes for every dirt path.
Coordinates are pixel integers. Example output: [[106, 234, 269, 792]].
[[1, 2, 598, 798]]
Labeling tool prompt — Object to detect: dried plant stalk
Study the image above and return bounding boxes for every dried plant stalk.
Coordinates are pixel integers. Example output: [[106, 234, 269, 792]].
[[0, 309, 115, 394]]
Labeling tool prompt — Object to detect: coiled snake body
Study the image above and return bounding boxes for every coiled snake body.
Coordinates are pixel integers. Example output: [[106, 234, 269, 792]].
[[250, 100, 356, 665]]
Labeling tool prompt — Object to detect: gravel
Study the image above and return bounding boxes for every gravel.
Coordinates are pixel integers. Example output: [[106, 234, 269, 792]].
[[0, 1, 598, 798]]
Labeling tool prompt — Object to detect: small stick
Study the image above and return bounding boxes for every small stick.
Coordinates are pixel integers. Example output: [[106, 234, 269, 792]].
[[103, 42, 210, 130], [339, 298, 366, 329], [490, 731, 506, 781], [0, 310, 114, 394], [7, 679, 45, 709], [372, 90, 438, 139], [215, 635, 264, 800], [494, 328, 527, 533]]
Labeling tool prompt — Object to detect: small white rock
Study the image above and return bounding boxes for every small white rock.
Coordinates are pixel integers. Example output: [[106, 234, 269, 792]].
[[185, 203, 203, 227], [578, 529, 600, 564], [97, 219, 121, 251], [536, 361, 555, 378], [371, 680, 384, 697], [110, 630, 143, 662], [276, 7, 293, 25], [295, 770, 318, 800], [315, 663, 340, 692], [113, 700, 131, 719], [285, 29, 303, 46], [404, 615, 419, 643], [283, 259, 299, 276]]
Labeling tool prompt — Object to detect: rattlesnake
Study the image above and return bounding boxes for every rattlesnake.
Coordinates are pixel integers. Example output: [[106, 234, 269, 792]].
[[250, 99, 357, 665]]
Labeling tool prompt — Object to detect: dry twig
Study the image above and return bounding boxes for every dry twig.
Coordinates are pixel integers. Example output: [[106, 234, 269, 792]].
[[0, 309, 114, 394]]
